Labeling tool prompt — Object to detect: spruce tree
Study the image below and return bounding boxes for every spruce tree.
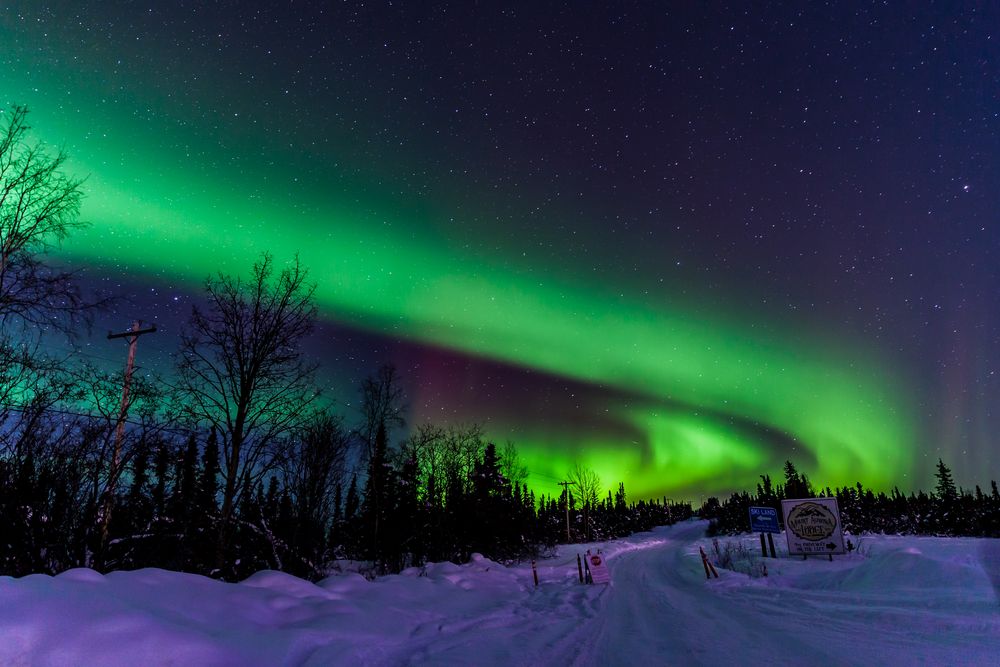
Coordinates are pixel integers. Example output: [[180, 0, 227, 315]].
[[191, 429, 221, 575], [152, 444, 171, 520], [392, 453, 421, 570], [344, 474, 360, 522], [615, 482, 627, 513], [169, 453, 185, 521], [178, 434, 199, 525], [198, 429, 220, 515], [126, 444, 151, 533], [332, 482, 343, 524], [935, 459, 958, 503], [360, 421, 393, 568], [340, 473, 360, 557], [470, 443, 509, 558], [783, 460, 812, 499]]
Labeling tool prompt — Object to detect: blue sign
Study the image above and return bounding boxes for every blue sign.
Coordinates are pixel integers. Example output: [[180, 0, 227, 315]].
[[748, 506, 781, 534]]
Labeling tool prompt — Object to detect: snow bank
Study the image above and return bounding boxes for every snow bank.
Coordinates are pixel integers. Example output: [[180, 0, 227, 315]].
[[1, 523, 997, 666]]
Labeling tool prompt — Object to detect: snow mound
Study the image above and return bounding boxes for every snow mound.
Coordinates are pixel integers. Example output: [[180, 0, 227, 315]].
[[842, 548, 987, 593], [242, 570, 336, 599]]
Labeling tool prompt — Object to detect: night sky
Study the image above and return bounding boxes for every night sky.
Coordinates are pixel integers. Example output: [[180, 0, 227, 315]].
[[3, 2, 999, 501]]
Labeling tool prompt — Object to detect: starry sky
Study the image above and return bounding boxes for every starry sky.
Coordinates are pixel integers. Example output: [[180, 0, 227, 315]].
[[2, 2, 999, 501]]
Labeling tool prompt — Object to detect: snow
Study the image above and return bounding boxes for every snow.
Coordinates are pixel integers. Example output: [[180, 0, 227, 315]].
[[1, 521, 998, 666]]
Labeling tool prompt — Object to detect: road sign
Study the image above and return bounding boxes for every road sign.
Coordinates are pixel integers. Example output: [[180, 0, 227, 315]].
[[587, 551, 610, 584], [748, 506, 781, 534], [780, 497, 846, 555]]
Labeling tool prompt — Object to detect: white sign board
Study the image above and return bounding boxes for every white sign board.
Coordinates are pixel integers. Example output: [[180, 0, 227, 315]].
[[781, 497, 846, 556], [587, 551, 610, 584]]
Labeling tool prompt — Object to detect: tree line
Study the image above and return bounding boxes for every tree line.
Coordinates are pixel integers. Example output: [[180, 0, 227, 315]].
[[701, 459, 1000, 538], [0, 105, 690, 581], [0, 394, 690, 581]]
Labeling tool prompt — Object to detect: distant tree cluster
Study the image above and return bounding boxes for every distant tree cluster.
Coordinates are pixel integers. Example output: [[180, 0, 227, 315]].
[[701, 459, 1000, 538], [335, 417, 690, 577], [0, 105, 691, 582]]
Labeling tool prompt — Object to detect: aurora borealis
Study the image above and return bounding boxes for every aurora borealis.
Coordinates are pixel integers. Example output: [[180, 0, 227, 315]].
[[3, 2, 998, 500]]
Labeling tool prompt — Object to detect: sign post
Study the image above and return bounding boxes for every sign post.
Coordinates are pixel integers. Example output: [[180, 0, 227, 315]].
[[748, 506, 781, 558], [780, 497, 845, 559]]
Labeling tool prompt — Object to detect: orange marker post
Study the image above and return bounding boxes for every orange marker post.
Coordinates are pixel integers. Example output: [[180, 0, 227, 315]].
[[699, 546, 719, 579]]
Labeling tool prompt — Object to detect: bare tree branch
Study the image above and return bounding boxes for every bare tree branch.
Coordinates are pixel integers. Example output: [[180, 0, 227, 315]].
[[172, 253, 319, 567], [0, 105, 109, 334]]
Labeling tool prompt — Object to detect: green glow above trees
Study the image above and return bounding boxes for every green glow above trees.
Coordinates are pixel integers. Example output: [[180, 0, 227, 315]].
[[46, 163, 913, 499], [1, 95, 913, 499]]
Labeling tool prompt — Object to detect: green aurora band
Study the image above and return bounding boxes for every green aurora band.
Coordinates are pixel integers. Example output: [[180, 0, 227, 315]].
[[7, 99, 913, 500]]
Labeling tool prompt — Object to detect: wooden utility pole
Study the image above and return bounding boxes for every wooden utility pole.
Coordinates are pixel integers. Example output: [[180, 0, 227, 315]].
[[559, 480, 576, 543], [98, 320, 157, 562], [108, 321, 157, 462]]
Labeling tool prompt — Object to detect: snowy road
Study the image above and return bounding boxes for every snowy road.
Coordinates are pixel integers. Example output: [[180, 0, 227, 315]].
[[583, 521, 855, 665], [2, 521, 998, 666], [582, 522, 811, 665], [391, 521, 1000, 666]]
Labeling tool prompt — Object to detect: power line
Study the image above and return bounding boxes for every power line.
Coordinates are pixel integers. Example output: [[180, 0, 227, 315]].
[[1, 404, 191, 437], [526, 470, 564, 483]]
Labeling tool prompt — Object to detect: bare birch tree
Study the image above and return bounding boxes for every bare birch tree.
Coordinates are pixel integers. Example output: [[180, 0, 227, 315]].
[[568, 462, 602, 541], [0, 105, 92, 332], [174, 253, 319, 567]]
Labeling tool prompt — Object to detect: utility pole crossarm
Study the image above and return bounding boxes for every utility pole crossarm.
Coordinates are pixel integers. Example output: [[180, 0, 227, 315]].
[[108, 323, 157, 340]]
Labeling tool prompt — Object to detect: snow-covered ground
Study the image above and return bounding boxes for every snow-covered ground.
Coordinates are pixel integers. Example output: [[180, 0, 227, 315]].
[[2, 521, 998, 666]]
